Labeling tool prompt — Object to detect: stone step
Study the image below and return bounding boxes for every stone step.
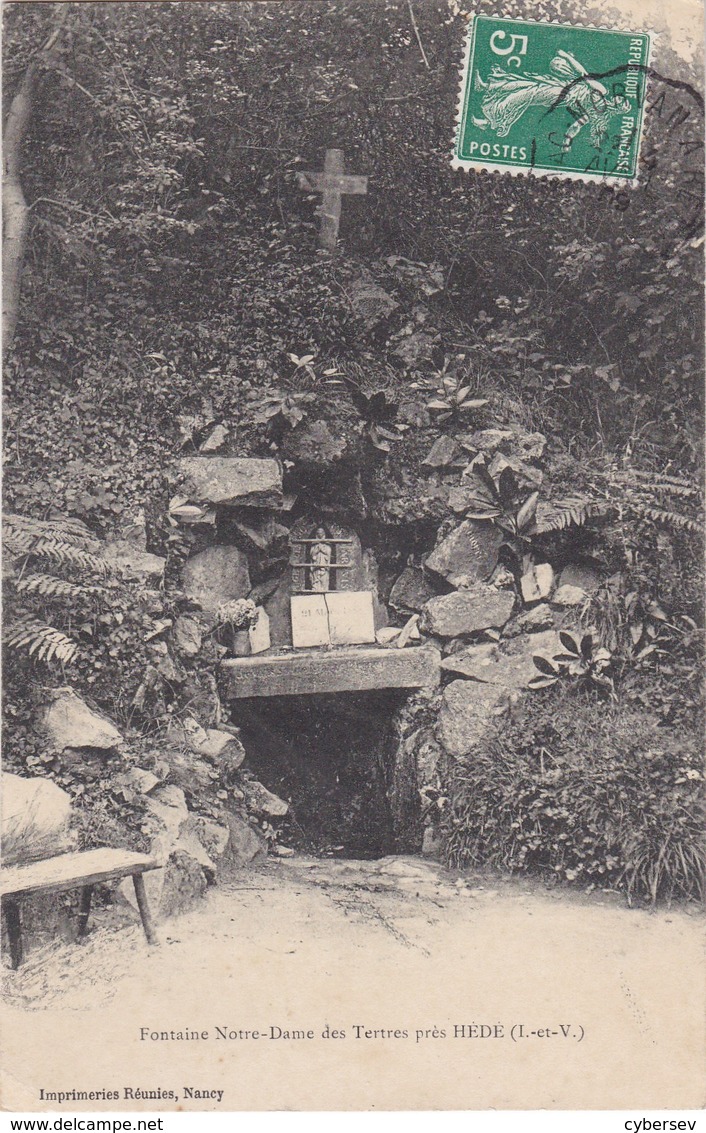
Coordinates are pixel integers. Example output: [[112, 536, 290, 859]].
[[220, 644, 441, 699]]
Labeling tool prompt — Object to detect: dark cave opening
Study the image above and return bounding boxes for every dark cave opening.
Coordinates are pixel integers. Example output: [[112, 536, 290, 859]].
[[231, 689, 408, 857]]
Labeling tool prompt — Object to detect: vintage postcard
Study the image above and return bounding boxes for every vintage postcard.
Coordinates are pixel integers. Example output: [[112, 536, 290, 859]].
[[1, 0, 704, 1115]]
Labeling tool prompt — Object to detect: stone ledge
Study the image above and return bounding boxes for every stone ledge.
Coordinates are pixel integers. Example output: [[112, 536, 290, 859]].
[[220, 645, 441, 699]]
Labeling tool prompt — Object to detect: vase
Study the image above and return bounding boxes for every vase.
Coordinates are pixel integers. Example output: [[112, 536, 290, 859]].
[[232, 629, 251, 657]]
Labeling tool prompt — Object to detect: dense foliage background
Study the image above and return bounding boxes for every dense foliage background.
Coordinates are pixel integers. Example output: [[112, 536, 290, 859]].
[[4, 1, 704, 521], [3, 1, 704, 899]]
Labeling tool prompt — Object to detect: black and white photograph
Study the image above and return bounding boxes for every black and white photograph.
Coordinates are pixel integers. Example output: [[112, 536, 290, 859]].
[[1, 0, 704, 1114]]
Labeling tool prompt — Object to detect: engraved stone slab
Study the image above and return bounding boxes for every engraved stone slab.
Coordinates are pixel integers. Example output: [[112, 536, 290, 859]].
[[220, 645, 441, 699], [290, 591, 376, 648], [326, 591, 375, 646], [422, 586, 515, 637], [291, 595, 330, 649]]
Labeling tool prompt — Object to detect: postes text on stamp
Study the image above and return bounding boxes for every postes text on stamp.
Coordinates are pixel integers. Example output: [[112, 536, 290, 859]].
[[453, 15, 651, 182]]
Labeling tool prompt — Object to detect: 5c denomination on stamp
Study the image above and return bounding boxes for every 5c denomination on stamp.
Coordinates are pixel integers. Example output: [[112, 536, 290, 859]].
[[453, 15, 651, 182]]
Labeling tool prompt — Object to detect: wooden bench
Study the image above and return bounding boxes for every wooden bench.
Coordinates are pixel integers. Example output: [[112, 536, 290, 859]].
[[1, 848, 160, 968]]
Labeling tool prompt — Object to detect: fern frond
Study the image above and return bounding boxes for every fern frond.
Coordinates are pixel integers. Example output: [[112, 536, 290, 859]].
[[633, 506, 702, 534], [4, 618, 79, 664], [629, 471, 700, 496], [6, 534, 110, 576], [530, 496, 603, 534], [15, 573, 105, 600], [4, 513, 99, 548]]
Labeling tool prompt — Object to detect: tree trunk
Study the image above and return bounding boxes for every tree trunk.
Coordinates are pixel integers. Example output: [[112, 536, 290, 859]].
[[3, 69, 34, 351], [3, 12, 66, 351]]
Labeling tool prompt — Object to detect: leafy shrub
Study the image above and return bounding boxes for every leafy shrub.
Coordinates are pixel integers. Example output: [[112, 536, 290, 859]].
[[528, 630, 614, 695], [443, 685, 705, 905]]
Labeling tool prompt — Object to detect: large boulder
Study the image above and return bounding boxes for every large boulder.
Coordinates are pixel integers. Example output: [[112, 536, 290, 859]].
[[123, 849, 208, 919], [422, 587, 515, 637], [2, 773, 75, 865], [221, 812, 267, 869], [389, 567, 437, 615], [440, 630, 561, 689], [240, 778, 289, 817], [182, 545, 250, 616], [37, 689, 123, 752], [425, 520, 503, 588], [176, 457, 282, 509], [102, 540, 166, 584], [438, 680, 507, 758], [121, 786, 212, 916], [171, 614, 203, 657]]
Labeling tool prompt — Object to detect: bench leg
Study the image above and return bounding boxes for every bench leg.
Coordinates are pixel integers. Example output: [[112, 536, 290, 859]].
[[77, 885, 93, 939], [4, 899, 23, 969], [132, 874, 158, 945]]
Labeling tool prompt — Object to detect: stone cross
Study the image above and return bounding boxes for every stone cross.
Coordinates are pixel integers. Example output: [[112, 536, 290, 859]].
[[296, 148, 368, 252]]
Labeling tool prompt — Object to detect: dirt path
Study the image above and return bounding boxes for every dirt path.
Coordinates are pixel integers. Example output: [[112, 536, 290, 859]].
[[2, 855, 704, 1111]]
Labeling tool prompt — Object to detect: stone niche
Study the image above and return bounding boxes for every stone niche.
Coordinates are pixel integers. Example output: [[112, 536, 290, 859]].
[[263, 517, 388, 650], [289, 518, 375, 648]]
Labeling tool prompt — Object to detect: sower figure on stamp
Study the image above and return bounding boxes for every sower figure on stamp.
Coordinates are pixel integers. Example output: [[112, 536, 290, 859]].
[[473, 49, 631, 152]]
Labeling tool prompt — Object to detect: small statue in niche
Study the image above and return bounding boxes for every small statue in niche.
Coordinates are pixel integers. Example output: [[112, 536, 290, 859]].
[[289, 518, 356, 596], [309, 527, 332, 592]]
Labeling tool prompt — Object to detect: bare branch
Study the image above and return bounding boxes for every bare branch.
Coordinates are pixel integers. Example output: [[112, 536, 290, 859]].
[[407, 2, 430, 70]]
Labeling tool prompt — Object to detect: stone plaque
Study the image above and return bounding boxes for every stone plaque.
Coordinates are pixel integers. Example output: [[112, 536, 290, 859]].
[[290, 591, 375, 648], [291, 595, 330, 649], [327, 591, 375, 645]]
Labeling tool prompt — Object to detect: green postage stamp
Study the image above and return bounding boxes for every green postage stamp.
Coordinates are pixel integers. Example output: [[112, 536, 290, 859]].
[[453, 15, 651, 182]]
